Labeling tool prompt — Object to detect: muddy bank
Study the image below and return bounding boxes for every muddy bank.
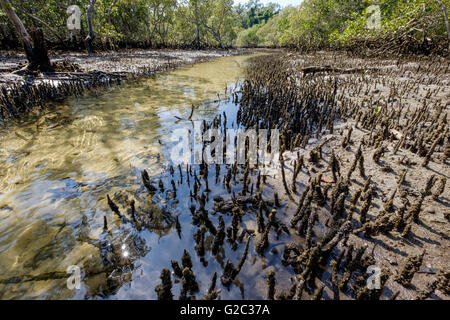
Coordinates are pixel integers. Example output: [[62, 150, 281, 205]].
[[230, 52, 449, 299], [0, 49, 248, 121]]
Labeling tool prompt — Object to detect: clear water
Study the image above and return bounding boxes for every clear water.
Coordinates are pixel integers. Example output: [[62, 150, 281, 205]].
[[0, 53, 294, 299]]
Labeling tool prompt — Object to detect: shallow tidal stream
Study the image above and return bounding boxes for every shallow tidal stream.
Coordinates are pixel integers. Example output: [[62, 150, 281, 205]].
[[0, 53, 296, 299]]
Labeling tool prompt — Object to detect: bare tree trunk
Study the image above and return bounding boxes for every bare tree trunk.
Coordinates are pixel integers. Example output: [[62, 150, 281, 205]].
[[204, 24, 223, 48], [436, 0, 450, 49], [18, 8, 66, 44], [106, 0, 118, 49], [54, 0, 67, 10], [1, 0, 33, 61], [30, 28, 51, 70], [85, 0, 96, 53], [194, 0, 200, 48], [0, 0, 51, 71]]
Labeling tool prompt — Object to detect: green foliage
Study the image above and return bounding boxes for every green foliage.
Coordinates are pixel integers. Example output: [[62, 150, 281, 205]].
[[0, 0, 240, 49], [0, 0, 448, 52], [334, 0, 449, 46], [236, 24, 260, 47], [236, 0, 280, 29], [247, 0, 449, 53], [205, 0, 239, 47]]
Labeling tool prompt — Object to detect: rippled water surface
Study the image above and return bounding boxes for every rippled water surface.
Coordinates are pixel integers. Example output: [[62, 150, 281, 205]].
[[0, 53, 293, 299]]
